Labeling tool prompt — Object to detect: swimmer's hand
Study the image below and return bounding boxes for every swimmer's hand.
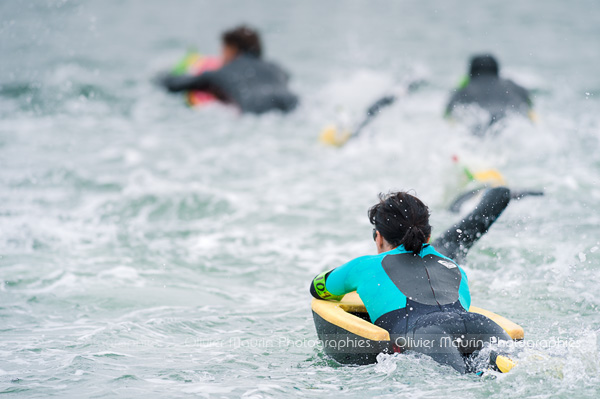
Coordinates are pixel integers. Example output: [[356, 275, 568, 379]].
[[155, 72, 199, 93], [154, 72, 178, 92]]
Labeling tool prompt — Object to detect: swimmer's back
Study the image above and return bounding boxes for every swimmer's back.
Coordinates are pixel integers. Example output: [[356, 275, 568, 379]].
[[447, 75, 531, 119], [201, 54, 298, 113]]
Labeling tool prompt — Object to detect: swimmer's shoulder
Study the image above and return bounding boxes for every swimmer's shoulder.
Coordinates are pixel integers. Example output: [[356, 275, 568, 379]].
[[420, 244, 459, 265]]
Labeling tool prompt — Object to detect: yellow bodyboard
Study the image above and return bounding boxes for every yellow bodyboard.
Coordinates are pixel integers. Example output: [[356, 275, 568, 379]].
[[313, 292, 524, 341], [319, 126, 351, 147]]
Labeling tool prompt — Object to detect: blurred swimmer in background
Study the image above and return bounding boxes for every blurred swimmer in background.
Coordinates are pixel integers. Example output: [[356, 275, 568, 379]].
[[445, 54, 534, 135], [160, 25, 298, 114]]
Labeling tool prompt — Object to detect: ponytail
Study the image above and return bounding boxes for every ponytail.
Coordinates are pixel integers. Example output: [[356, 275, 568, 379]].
[[368, 192, 431, 255], [400, 226, 428, 254]]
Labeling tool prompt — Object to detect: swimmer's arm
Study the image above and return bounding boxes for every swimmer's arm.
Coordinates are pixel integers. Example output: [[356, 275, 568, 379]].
[[159, 71, 216, 93], [269, 61, 290, 83], [277, 65, 290, 83], [444, 103, 453, 118], [444, 98, 455, 118], [282, 68, 291, 83], [444, 91, 462, 118], [457, 265, 471, 310], [523, 89, 534, 107], [309, 257, 364, 301], [517, 85, 533, 107], [508, 80, 533, 107], [310, 270, 344, 301], [444, 77, 470, 118]]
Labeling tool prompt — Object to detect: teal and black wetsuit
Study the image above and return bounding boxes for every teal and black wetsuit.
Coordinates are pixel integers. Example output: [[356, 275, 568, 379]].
[[311, 244, 471, 327], [310, 187, 512, 373]]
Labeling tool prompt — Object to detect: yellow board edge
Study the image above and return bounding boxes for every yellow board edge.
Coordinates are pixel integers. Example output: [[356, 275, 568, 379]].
[[311, 298, 390, 341], [319, 126, 351, 147], [312, 292, 523, 341], [469, 306, 525, 340], [472, 169, 507, 187]]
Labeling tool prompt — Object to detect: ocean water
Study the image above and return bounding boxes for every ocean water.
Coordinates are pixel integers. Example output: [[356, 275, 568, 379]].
[[1, 0, 599, 397]]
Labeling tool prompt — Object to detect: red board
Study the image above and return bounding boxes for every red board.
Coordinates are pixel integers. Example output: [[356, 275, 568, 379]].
[[184, 55, 222, 106]]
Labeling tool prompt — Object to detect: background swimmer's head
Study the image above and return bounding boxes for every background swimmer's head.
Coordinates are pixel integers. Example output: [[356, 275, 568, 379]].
[[221, 25, 262, 63], [368, 192, 431, 255], [469, 54, 499, 78]]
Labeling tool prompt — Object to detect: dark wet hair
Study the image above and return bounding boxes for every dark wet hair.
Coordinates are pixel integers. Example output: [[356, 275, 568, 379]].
[[222, 25, 262, 58], [469, 54, 499, 77], [368, 192, 431, 255]]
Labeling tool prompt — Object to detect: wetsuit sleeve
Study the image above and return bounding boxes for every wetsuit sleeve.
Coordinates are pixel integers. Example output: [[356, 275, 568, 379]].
[[269, 62, 290, 83], [457, 265, 471, 311], [160, 71, 217, 93], [508, 80, 533, 107], [279, 66, 290, 83], [310, 270, 344, 301], [309, 257, 365, 301], [445, 90, 462, 117], [518, 86, 533, 107]]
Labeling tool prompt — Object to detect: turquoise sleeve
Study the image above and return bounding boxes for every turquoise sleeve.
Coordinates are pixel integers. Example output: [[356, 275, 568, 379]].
[[325, 256, 371, 296], [458, 266, 471, 310], [311, 270, 344, 301]]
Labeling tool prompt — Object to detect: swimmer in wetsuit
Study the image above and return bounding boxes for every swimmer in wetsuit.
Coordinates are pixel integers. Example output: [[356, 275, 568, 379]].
[[445, 54, 533, 135], [310, 188, 512, 373], [160, 25, 298, 114]]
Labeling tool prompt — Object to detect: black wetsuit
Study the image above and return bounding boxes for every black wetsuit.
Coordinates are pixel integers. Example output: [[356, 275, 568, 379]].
[[446, 75, 531, 123], [161, 53, 298, 114], [445, 55, 532, 135], [398, 187, 512, 373], [311, 188, 512, 373]]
